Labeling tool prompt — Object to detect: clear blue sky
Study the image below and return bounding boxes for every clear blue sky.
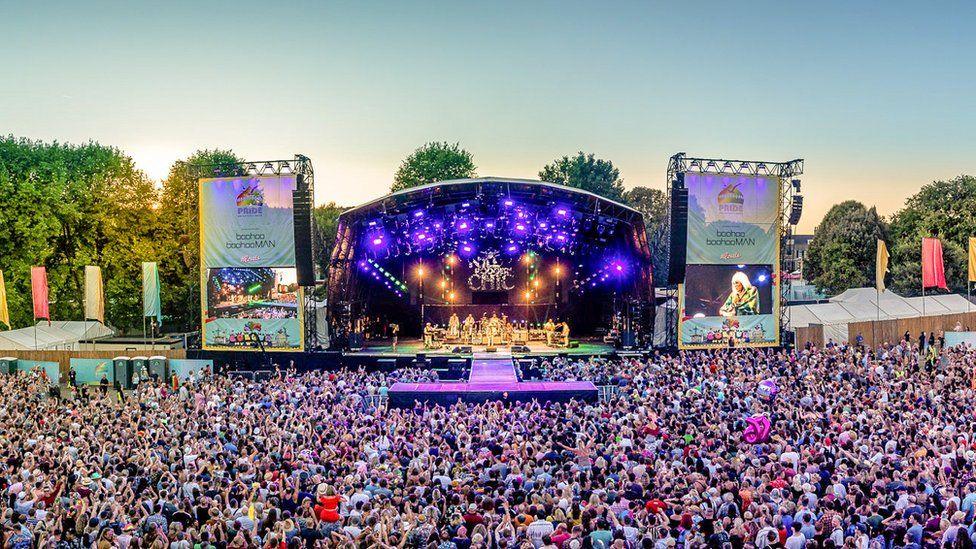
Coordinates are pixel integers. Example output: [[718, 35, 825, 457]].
[[1, 0, 973, 232]]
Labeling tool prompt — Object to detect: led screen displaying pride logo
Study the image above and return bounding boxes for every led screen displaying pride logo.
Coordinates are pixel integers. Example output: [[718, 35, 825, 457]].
[[679, 174, 780, 349], [199, 175, 303, 351]]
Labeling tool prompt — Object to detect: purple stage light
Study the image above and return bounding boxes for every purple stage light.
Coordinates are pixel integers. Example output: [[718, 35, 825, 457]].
[[557, 208, 568, 216], [515, 223, 527, 232], [503, 199, 514, 207], [413, 210, 424, 218], [505, 243, 519, 254]]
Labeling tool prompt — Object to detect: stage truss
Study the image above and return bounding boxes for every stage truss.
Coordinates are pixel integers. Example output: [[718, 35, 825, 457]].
[[183, 155, 320, 350], [662, 153, 803, 348]]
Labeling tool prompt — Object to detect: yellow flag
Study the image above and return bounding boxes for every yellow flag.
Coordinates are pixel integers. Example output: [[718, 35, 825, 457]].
[[876, 240, 889, 292], [84, 266, 105, 323], [0, 270, 9, 329], [969, 237, 976, 283]]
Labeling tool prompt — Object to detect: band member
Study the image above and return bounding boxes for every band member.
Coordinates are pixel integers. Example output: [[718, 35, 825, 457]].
[[423, 322, 435, 348], [558, 321, 570, 346], [720, 271, 760, 317], [487, 313, 501, 346], [544, 318, 556, 346], [448, 313, 460, 339], [390, 323, 400, 351], [463, 314, 475, 343]]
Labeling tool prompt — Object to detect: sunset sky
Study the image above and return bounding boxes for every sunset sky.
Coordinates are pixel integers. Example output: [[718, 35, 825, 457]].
[[2, 0, 974, 232]]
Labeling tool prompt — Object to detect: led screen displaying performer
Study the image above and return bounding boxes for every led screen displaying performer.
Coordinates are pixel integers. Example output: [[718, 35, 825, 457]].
[[678, 172, 782, 349], [199, 174, 303, 351], [720, 271, 760, 317], [680, 264, 778, 347], [206, 267, 299, 320]]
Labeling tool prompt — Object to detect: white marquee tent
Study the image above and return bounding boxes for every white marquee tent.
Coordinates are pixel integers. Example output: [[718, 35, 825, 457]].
[[787, 288, 973, 343], [0, 321, 114, 350]]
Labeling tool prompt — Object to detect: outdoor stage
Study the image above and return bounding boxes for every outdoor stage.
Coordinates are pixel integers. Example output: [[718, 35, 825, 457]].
[[387, 354, 598, 406]]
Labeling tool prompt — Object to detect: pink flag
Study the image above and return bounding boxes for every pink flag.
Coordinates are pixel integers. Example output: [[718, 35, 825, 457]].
[[921, 237, 948, 290], [31, 266, 50, 320]]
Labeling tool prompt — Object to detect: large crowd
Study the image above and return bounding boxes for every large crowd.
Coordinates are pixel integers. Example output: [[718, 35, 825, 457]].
[[4, 337, 976, 548]]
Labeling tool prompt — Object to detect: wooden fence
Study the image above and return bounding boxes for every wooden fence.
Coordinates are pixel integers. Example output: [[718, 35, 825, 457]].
[[794, 311, 976, 349]]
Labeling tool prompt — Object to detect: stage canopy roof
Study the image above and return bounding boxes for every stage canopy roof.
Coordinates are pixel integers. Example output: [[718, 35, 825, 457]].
[[327, 178, 654, 329]]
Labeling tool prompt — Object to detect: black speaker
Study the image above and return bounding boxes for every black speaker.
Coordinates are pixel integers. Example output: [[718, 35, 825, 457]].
[[567, 340, 580, 349], [788, 195, 803, 226], [667, 180, 689, 285], [293, 177, 315, 287], [348, 332, 365, 350]]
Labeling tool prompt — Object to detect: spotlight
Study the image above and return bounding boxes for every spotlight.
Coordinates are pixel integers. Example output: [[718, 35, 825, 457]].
[[553, 265, 562, 276], [522, 254, 533, 265], [524, 290, 532, 300], [448, 291, 456, 301], [439, 279, 447, 289], [446, 255, 458, 266], [416, 266, 426, 277]]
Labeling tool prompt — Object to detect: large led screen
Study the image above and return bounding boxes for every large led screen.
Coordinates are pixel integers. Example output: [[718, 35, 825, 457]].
[[199, 175, 303, 351], [679, 174, 781, 349]]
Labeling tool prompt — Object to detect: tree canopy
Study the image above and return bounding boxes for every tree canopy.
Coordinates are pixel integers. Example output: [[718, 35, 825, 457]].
[[391, 142, 476, 193], [0, 136, 159, 331], [887, 175, 976, 295], [803, 200, 889, 295], [539, 152, 626, 203]]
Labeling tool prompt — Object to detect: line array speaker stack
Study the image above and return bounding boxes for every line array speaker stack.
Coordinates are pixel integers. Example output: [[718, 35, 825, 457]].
[[667, 173, 689, 285], [293, 173, 315, 287], [789, 195, 803, 226]]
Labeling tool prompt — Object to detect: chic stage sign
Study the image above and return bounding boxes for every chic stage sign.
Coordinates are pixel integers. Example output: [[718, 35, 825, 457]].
[[467, 251, 515, 292]]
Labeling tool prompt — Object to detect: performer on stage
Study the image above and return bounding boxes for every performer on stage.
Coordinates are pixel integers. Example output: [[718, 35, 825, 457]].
[[463, 314, 476, 343], [448, 313, 460, 339], [544, 318, 556, 346], [423, 322, 435, 348], [558, 321, 570, 346], [487, 313, 501, 346]]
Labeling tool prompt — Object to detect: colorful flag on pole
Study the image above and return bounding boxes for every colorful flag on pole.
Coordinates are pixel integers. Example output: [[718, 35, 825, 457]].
[[142, 262, 162, 325], [968, 237, 976, 283], [921, 237, 948, 290], [31, 266, 50, 321], [0, 270, 9, 330], [84, 265, 105, 323], [876, 240, 889, 293]]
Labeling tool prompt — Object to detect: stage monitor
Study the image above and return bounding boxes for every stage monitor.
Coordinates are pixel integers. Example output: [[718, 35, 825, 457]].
[[199, 175, 304, 351], [678, 174, 781, 348]]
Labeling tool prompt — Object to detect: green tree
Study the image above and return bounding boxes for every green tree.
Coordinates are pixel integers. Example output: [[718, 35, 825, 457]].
[[313, 202, 348, 276], [156, 150, 243, 331], [622, 186, 668, 285], [539, 152, 626, 203], [888, 175, 976, 295], [391, 142, 476, 193], [0, 136, 159, 331], [804, 200, 888, 295]]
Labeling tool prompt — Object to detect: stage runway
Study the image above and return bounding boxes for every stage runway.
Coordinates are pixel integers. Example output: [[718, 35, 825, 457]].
[[388, 354, 598, 406]]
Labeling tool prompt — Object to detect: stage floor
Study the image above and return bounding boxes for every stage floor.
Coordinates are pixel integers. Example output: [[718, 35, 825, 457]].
[[348, 338, 615, 357]]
